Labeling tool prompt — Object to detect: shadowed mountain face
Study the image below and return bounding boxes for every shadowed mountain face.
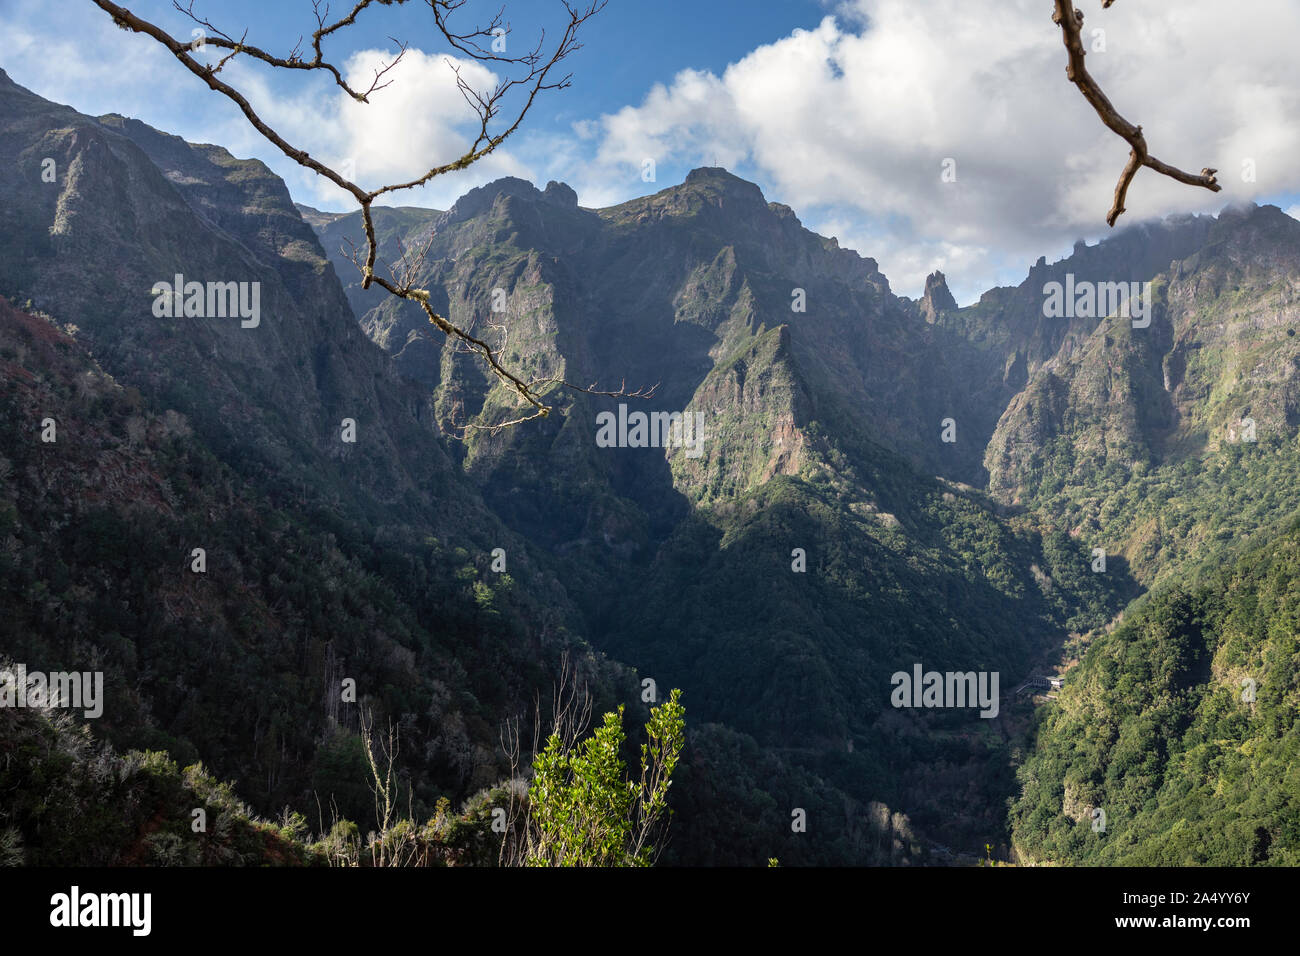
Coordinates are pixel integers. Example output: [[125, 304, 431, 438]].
[[0, 68, 628, 842], [5, 62, 1300, 865], [0, 68, 458, 518]]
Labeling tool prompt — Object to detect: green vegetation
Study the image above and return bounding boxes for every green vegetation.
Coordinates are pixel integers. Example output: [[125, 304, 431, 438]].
[[6, 61, 1300, 869], [0, 297, 628, 860], [1006, 432, 1300, 591], [0, 699, 321, 866], [521, 689, 684, 866], [1010, 518, 1300, 865], [0, 666, 687, 867]]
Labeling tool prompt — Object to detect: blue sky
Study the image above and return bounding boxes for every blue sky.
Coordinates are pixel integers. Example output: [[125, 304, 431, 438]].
[[86, 0, 834, 126], [3, 0, 1298, 302]]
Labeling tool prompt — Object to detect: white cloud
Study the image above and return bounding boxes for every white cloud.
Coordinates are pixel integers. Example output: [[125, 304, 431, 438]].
[[573, 0, 1300, 300], [216, 47, 536, 210], [2, 0, 536, 213], [1, 0, 186, 117], [6, 0, 1299, 300]]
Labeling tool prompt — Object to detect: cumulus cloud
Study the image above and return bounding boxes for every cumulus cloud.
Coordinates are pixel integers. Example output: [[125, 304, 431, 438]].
[[219, 47, 536, 210], [572, 0, 1300, 300], [2, 0, 536, 213], [6, 0, 1298, 300]]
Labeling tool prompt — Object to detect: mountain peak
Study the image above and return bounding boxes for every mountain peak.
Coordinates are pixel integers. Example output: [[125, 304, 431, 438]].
[[543, 180, 578, 207], [469, 175, 540, 199], [0, 67, 29, 95], [0, 68, 45, 101], [634, 166, 767, 219], [1218, 199, 1261, 217], [295, 202, 348, 229], [920, 270, 958, 322], [685, 165, 741, 182], [442, 175, 543, 224], [683, 166, 765, 198]]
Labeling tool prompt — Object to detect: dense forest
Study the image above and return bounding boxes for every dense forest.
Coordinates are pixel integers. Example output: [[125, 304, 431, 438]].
[[1011, 518, 1300, 865]]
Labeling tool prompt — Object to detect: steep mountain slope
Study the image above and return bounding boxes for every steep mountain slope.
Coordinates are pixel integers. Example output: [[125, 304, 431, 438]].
[[940, 216, 1215, 382], [313, 169, 1017, 486], [0, 70, 631, 845], [0, 288, 627, 837], [307, 169, 1300, 863], [1, 68, 456, 523], [1010, 516, 1300, 865], [307, 168, 1138, 860], [982, 204, 1300, 587]]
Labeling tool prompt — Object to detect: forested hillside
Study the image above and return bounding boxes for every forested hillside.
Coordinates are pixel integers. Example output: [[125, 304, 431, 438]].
[[1011, 518, 1300, 865]]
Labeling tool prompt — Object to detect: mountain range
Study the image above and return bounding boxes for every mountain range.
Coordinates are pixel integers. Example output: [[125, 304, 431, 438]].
[[2, 65, 1297, 865]]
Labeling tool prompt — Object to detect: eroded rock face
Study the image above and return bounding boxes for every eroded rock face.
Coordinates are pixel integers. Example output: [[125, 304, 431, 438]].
[[919, 270, 958, 323], [543, 180, 578, 207], [984, 205, 1300, 501], [308, 163, 1022, 507]]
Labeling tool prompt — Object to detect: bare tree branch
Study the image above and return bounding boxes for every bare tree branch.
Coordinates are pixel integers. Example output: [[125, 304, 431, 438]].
[[92, 0, 647, 434], [1052, 0, 1220, 226], [497, 649, 593, 866], [170, 0, 407, 101], [93, 0, 369, 201]]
